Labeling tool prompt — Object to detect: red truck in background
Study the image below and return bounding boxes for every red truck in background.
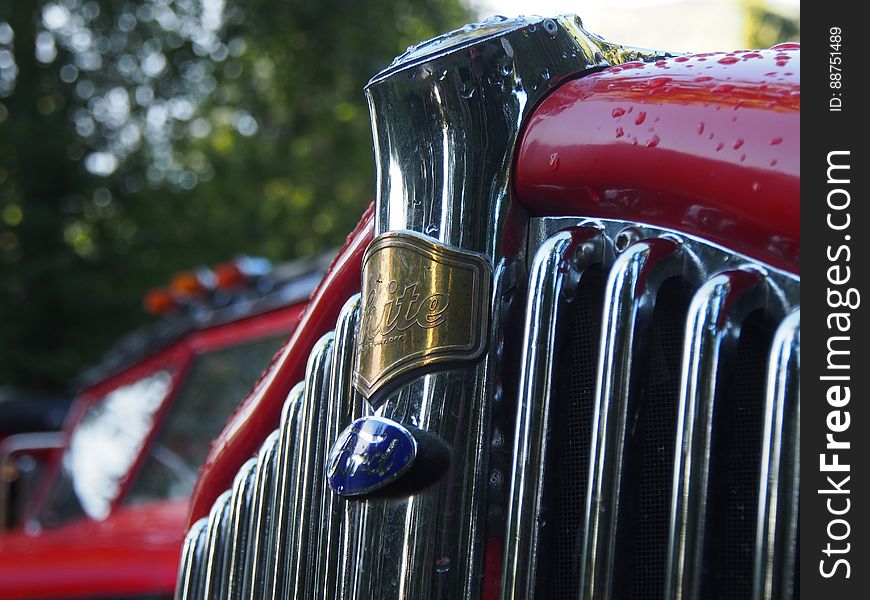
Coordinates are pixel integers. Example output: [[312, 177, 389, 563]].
[[0, 252, 333, 599]]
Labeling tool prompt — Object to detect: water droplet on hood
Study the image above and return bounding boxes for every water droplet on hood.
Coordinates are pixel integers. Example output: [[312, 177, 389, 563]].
[[549, 153, 560, 171]]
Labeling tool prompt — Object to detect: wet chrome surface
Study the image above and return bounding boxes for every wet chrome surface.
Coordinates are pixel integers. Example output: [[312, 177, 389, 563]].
[[502, 226, 603, 599], [503, 217, 799, 600], [359, 13, 667, 599], [753, 311, 800, 600], [177, 12, 797, 600]]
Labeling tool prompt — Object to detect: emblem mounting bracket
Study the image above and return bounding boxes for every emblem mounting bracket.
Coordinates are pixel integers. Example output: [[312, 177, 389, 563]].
[[353, 230, 492, 402]]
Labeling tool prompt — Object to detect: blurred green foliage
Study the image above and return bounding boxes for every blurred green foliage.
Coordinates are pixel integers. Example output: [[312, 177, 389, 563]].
[[742, 1, 800, 48], [0, 0, 469, 389]]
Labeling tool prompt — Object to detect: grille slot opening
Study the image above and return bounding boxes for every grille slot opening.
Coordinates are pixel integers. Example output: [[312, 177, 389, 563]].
[[624, 277, 692, 600], [706, 310, 776, 600], [544, 266, 606, 599]]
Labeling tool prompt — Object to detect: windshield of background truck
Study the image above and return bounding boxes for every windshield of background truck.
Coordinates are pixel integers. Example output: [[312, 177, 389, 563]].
[[37, 335, 284, 528]]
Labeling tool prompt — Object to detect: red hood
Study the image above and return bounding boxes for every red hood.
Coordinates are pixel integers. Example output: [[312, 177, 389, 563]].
[[0, 499, 186, 599], [515, 46, 800, 274]]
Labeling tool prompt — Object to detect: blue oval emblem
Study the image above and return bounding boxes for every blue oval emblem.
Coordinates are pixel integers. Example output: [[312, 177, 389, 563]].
[[326, 416, 418, 497]]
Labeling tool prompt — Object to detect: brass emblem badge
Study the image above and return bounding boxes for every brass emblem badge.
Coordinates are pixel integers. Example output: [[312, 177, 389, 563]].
[[353, 231, 491, 401]]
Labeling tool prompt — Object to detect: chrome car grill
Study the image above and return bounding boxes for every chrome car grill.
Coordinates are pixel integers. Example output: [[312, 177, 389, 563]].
[[503, 218, 799, 600], [177, 219, 799, 600], [177, 294, 364, 600]]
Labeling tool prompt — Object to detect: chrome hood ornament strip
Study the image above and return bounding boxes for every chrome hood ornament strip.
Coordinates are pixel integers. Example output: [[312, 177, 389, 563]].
[[351, 16, 668, 598], [366, 14, 668, 256]]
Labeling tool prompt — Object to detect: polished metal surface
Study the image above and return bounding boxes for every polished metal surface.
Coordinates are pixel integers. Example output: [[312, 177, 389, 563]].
[[282, 334, 335, 599], [355, 232, 491, 400], [226, 458, 257, 599], [753, 311, 800, 600], [367, 15, 669, 255], [202, 490, 233, 600], [665, 270, 768, 600], [356, 14, 667, 599], [502, 217, 799, 600], [501, 226, 603, 600], [248, 430, 280, 600], [176, 517, 208, 600], [177, 12, 800, 600], [578, 238, 682, 600], [270, 381, 304, 599], [315, 295, 361, 600]]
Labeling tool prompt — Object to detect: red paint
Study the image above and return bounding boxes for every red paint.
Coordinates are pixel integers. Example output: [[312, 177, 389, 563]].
[[0, 500, 187, 599], [187, 203, 376, 525], [24, 344, 194, 526], [25, 303, 305, 527], [514, 48, 800, 273]]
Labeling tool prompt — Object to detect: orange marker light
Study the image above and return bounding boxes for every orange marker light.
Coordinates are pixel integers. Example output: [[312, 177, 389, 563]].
[[213, 262, 247, 290], [169, 271, 207, 299], [143, 288, 176, 315]]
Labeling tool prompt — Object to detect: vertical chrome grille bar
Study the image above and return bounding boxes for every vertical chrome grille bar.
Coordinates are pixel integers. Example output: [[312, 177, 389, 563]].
[[501, 227, 602, 600], [753, 311, 800, 600], [226, 459, 258, 600], [281, 333, 335, 599], [316, 295, 362, 599], [202, 490, 233, 600], [269, 382, 305, 598], [247, 430, 280, 600], [176, 518, 208, 600], [665, 269, 764, 600], [579, 238, 680, 600]]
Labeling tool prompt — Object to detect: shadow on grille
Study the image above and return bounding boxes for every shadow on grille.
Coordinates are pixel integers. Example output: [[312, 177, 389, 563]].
[[543, 266, 605, 600], [624, 277, 691, 600], [707, 310, 774, 600], [545, 277, 776, 600]]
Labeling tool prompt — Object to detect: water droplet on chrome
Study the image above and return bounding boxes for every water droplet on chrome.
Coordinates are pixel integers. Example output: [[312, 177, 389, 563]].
[[435, 556, 451, 574]]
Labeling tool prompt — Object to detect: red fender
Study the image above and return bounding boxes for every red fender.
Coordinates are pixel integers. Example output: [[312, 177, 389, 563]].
[[514, 46, 800, 273]]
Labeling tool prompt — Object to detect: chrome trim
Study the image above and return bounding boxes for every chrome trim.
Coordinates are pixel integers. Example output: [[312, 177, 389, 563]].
[[501, 226, 603, 600], [176, 7, 800, 594], [367, 15, 668, 255], [665, 270, 768, 600], [315, 295, 362, 599], [356, 14, 671, 597], [503, 218, 799, 599], [202, 490, 233, 600], [226, 458, 257, 599], [271, 381, 305, 598], [176, 517, 208, 600], [753, 311, 800, 600], [248, 430, 280, 599], [579, 238, 682, 600], [282, 333, 335, 598]]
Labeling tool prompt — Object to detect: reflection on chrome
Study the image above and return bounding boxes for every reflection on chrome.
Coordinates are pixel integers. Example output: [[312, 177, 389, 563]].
[[67, 369, 172, 519]]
